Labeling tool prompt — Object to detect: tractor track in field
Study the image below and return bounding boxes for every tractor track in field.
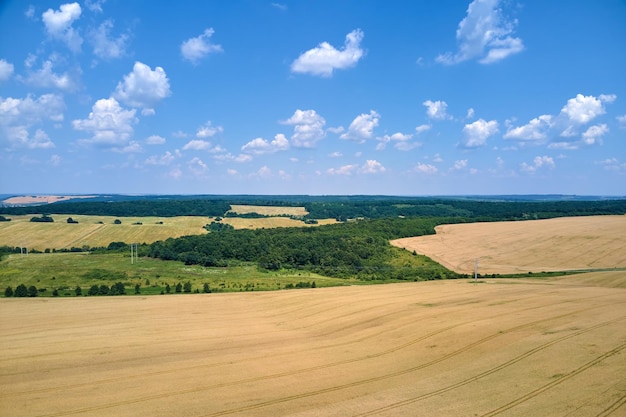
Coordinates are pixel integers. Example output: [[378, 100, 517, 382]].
[[27, 300, 625, 417], [479, 342, 626, 417], [596, 394, 626, 417], [354, 315, 626, 416]]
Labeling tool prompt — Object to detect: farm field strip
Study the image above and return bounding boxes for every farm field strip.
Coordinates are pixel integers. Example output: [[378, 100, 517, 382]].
[[2, 276, 625, 416], [391, 215, 626, 274], [227, 205, 308, 216]]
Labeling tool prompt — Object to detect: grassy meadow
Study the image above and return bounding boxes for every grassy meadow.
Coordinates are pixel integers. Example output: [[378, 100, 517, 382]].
[[0, 251, 363, 296]]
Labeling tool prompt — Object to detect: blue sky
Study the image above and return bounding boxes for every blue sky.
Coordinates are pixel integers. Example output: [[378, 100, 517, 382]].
[[1, 0, 625, 196]]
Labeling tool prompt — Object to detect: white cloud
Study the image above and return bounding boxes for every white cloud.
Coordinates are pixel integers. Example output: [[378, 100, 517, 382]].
[[281, 109, 326, 148], [241, 133, 289, 155], [466, 108, 475, 120], [360, 159, 386, 174], [461, 118, 498, 148], [196, 121, 223, 138], [20, 60, 78, 91], [227, 168, 238, 175], [113, 140, 142, 153], [504, 115, 552, 141], [0, 60, 14, 81], [183, 139, 212, 151], [597, 158, 626, 173], [7, 127, 56, 149], [256, 166, 272, 178], [42, 2, 83, 52], [327, 164, 358, 175], [414, 163, 438, 174], [89, 19, 129, 60], [453, 159, 468, 170], [188, 157, 208, 175], [581, 124, 608, 145], [145, 151, 176, 166], [436, 0, 524, 65], [25, 5, 35, 19], [72, 97, 137, 146], [291, 29, 364, 77], [181, 28, 223, 64], [114, 61, 171, 114], [145, 134, 166, 145], [376, 132, 417, 151], [415, 124, 431, 134], [271, 3, 287, 11], [0, 94, 64, 126], [329, 151, 342, 158], [560, 93, 615, 124], [0, 94, 65, 148], [520, 155, 555, 173], [50, 154, 61, 166], [340, 110, 379, 141], [84, 0, 106, 13], [423, 100, 450, 120]]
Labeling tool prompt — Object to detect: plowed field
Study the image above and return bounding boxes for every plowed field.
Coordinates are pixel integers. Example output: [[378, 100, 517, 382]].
[[2, 273, 625, 416]]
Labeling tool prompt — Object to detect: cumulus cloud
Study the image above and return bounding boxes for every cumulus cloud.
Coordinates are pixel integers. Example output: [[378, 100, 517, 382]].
[[188, 157, 208, 175], [145, 134, 166, 145], [340, 110, 380, 142], [145, 151, 177, 166], [291, 29, 365, 77], [415, 124, 431, 134], [114, 62, 171, 114], [360, 159, 386, 174], [196, 121, 223, 138], [437, 0, 524, 65], [560, 94, 615, 125], [520, 155, 555, 173], [281, 109, 326, 148], [72, 97, 137, 146], [0, 60, 14, 81], [42, 2, 83, 52], [0, 94, 64, 148], [453, 159, 468, 170], [376, 132, 418, 151], [461, 118, 498, 148], [19, 59, 78, 91], [181, 28, 223, 64], [423, 100, 450, 120], [89, 19, 129, 60], [596, 158, 626, 173], [241, 133, 289, 155], [504, 115, 552, 141], [617, 114, 626, 128], [113, 140, 142, 153], [581, 124, 608, 145], [327, 164, 358, 175], [414, 163, 438, 174], [183, 139, 212, 151]]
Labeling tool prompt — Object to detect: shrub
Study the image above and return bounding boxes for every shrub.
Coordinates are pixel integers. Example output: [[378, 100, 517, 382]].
[[4, 286, 13, 297], [14, 284, 28, 297], [75, 286, 82, 296], [27, 285, 38, 297]]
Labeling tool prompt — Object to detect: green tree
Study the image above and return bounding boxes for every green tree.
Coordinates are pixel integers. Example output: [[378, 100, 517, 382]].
[[75, 286, 82, 296], [183, 281, 192, 293], [113, 219, 122, 224], [27, 285, 38, 297], [14, 284, 28, 297], [4, 286, 13, 297], [98, 284, 109, 295], [165, 283, 171, 294], [175, 282, 182, 293], [135, 283, 141, 294], [52, 289, 59, 297], [88, 285, 99, 296], [202, 282, 211, 293]]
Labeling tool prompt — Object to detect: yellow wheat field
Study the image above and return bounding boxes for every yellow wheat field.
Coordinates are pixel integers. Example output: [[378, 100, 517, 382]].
[[228, 205, 309, 216], [0, 215, 210, 250], [1, 273, 625, 417], [391, 215, 626, 275]]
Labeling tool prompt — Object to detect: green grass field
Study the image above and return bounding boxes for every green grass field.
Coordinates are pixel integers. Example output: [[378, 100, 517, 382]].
[[0, 252, 366, 296]]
